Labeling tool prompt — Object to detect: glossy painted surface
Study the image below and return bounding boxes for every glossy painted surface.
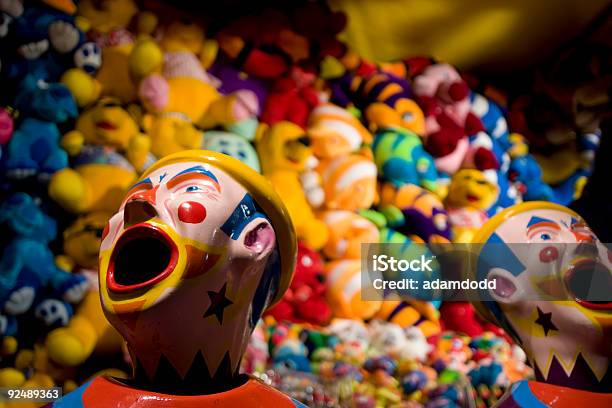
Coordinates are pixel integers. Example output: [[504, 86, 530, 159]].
[[96, 150, 296, 393], [51, 376, 304, 407], [495, 380, 612, 407], [473, 201, 611, 392]]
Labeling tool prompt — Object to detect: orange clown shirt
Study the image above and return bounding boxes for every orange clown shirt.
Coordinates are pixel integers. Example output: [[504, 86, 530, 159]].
[[47, 375, 307, 408]]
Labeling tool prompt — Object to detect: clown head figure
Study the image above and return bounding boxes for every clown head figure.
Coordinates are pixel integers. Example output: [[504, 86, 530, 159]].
[[98, 150, 296, 394], [472, 201, 611, 392]]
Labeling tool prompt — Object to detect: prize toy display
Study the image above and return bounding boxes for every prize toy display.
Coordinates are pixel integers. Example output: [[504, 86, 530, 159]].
[[0, 0, 609, 407]]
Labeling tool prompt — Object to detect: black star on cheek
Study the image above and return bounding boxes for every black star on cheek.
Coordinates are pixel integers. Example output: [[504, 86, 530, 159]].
[[535, 306, 558, 336], [203, 283, 233, 324]]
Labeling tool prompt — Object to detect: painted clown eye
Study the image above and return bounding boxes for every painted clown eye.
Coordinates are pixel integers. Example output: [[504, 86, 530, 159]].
[[185, 186, 201, 193], [528, 227, 559, 243]]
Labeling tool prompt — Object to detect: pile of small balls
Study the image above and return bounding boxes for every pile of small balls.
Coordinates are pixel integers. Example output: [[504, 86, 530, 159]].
[[243, 319, 531, 407]]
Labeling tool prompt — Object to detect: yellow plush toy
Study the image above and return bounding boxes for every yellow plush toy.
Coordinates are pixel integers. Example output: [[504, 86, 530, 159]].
[[62, 42, 139, 106], [0, 344, 73, 408], [256, 121, 329, 249], [135, 45, 258, 131], [130, 10, 218, 75], [61, 68, 102, 108], [77, 0, 138, 34], [48, 99, 143, 214], [445, 169, 499, 243], [75, 0, 142, 104], [97, 42, 140, 104], [141, 113, 203, 159], [62, 98, 150, 170], [128, 37, 253, 159], [45, 212, 124, 368]]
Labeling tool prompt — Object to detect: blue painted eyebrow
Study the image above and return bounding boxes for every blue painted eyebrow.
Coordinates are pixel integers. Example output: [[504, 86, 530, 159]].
[[169, 165, 219, 183], [128, 177, 152, 190]]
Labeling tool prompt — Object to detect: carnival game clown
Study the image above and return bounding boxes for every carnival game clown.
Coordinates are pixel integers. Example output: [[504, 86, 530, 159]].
[[50, 150, 304, 407], [471, 201, 611, 407]]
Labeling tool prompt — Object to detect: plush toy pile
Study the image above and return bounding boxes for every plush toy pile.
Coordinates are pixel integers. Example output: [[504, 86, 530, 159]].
[[0, 0, 608, 407]]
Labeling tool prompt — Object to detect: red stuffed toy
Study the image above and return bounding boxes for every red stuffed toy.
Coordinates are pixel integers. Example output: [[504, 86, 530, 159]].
[[407, 59, 498, 174], [216, 8, 318, 79], [261, 66, 320, 128], [266, 242, 331, 326], [439, 302, 507, 340], [289, 1, 347, 61]]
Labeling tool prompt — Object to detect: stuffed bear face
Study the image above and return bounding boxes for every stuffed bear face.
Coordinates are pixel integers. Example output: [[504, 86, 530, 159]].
[[75, 98, 138, 149], [257, 121, 313, 174], [447, 169, 499, 210]]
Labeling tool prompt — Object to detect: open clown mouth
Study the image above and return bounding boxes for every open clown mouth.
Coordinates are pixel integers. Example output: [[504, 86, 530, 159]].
[[107, 224, 178, 293], [565, 259, 612, 310]]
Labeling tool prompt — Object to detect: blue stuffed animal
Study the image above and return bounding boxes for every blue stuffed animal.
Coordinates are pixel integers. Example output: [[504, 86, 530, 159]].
[[372, 127, 440, 193], [487, 169, 520, 216], [468, 361, 506, 387], [3, 118, 68, 178], [272, 338, 312, 373], [14, 75, 77, 123], [3, 75, 76, 178], [508, 154, 554, 202], [506, 132, 591, 206], [0, 193, 88, 335], [470, 92, 511, 150], [3, 5, 84, 81]]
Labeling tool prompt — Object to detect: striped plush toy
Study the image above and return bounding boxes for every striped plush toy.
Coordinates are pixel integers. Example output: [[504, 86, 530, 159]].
[[372, 127, 441, 194], [331, 71, 425, 135]]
